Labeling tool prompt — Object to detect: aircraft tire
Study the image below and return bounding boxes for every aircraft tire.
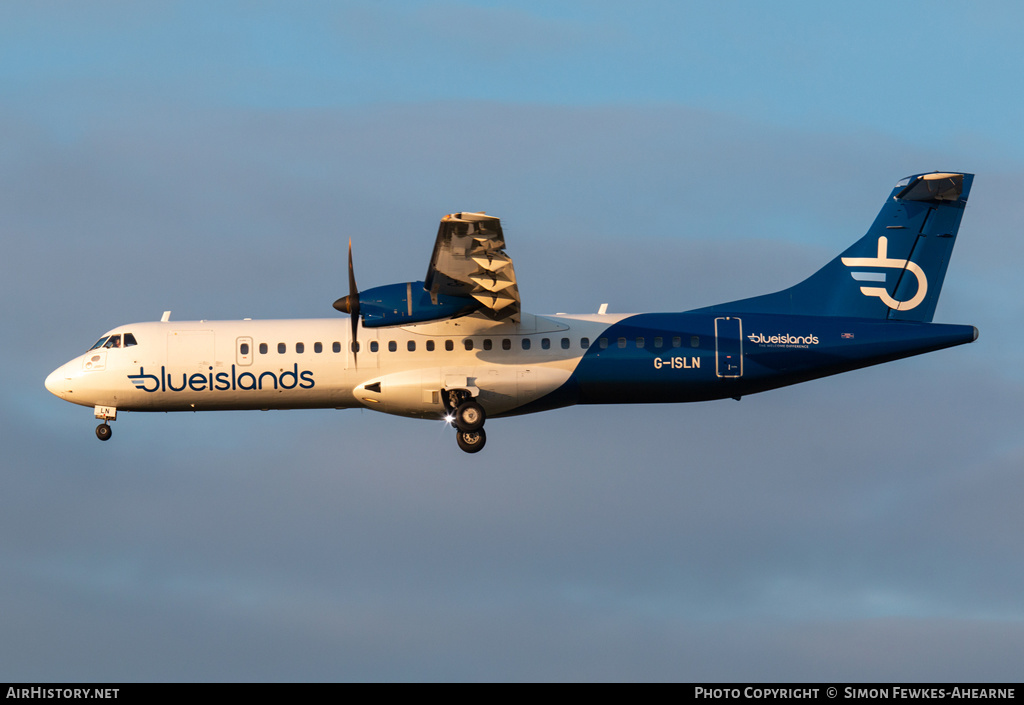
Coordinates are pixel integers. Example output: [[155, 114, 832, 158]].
[[454, 401, 485, 432], [95, 423, 112, 441], [456, 428, 486, 454]]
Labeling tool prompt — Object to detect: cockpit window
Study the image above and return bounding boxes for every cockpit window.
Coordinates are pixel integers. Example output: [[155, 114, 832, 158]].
[[89, 333, 136, 351]]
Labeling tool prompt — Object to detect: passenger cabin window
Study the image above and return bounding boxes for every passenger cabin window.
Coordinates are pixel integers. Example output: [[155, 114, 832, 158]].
[[407, 340, 416, 352], [314, 342, 323, 353], [370, 341, 379, 353], [427, 340, 435, 352], [351, 341, 360, 353], [333, 342, 341, 353], [541, 338, 551, 350], [599, 338, 608, 349], [691, 336, 700, 348], [296, 342, 304, 354], [240, 343, 250, 356], [672, 336, 682, 348], [260, 343, 269, 355], [502, 339, 511, 350], [522, 338, 531, 350], [388, 341, 397, 352], [483, 339, 492, 351], [464, 339, 474, 351], [636, 337, 645, 348], [654, 337, 663, 348], [278, 343, 286, 354], [445, 340, 454, 351], [581, 338, 590, 349], [617, 337, 627, 349], [561, 338, 570, 350]]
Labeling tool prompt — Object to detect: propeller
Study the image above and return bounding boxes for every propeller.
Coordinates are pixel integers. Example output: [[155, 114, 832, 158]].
[[332, 239, 360, 365]]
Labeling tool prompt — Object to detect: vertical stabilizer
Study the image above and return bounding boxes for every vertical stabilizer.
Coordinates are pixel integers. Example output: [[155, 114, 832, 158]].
[[696, 172, 973, 322]]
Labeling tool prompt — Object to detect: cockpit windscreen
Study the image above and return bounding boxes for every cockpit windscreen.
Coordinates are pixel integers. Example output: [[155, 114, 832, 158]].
[[87, 333, 137, 351]]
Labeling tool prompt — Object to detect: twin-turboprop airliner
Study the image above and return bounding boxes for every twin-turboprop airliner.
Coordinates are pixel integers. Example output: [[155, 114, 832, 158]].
[[45, 172, 978, 453]]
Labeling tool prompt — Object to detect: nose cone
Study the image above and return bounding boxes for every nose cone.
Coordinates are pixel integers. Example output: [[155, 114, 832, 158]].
[[45, 366, 66, 398]]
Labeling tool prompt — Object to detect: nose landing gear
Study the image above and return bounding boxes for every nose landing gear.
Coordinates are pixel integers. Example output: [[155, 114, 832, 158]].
[[93, 405, 116, 442]]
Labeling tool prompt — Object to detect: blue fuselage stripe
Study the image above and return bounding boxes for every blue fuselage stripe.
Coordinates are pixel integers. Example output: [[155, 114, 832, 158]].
[[534, 312, 975, 408]]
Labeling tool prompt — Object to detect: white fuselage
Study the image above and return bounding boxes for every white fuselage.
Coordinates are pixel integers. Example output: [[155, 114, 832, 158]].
[[44, 313, 627, 420]]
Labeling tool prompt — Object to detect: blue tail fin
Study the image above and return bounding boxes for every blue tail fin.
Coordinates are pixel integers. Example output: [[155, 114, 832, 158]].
[[699, 172, 973, 322]]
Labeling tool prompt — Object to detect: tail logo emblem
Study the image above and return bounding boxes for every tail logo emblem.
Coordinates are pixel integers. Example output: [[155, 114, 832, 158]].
[[841, 236, 927, 311]]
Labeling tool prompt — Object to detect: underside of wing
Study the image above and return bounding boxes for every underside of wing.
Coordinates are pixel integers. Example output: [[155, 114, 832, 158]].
[[424, 212, 521, 322]]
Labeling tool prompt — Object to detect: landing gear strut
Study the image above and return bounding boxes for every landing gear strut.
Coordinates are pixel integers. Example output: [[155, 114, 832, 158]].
[[444, 389, 488, 453], [93, 405, 116, 442]]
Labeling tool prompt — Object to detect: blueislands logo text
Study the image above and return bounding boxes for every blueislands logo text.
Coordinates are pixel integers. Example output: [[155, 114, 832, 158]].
[[746, 333, 819, 346], [128, 365, 315, 393]]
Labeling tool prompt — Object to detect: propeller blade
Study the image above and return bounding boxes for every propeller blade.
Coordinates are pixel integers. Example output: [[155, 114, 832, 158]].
[[332, 239, 360, 316], [347, 238, 358, 309], [344, 239, 360, 366]]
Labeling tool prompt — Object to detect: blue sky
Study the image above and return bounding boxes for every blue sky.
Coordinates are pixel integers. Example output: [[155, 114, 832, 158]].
[[3, 0, 1023, 681]]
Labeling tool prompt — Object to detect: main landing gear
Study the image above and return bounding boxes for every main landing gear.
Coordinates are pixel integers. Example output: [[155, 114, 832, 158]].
[[444, 390, 487, 454], [456, 427, 486, 453], [95, 423, 112, 441]]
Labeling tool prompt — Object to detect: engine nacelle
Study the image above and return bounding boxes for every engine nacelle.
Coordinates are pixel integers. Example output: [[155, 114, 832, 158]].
[[357, 281, 479, 327]]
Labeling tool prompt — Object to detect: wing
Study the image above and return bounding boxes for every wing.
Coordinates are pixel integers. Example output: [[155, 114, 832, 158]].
[[424, 212, 521, 322]]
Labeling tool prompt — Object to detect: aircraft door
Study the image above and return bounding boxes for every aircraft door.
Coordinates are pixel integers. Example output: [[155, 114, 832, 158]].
[[236, 337, 253, 366], [715, 317, 743, 378]]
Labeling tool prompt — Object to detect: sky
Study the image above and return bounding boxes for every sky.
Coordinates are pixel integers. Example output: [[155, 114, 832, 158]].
[[2, 0, 1023, 682]]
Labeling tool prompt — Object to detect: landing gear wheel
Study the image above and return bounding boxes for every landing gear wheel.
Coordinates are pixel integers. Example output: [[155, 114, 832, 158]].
[[95, 423, 112, 441], [456, 427, 487, 454], [454, 400, 485, 432]]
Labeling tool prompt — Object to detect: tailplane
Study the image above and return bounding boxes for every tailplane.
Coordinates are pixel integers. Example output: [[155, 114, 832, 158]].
[[699, 172, 973, 322]]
